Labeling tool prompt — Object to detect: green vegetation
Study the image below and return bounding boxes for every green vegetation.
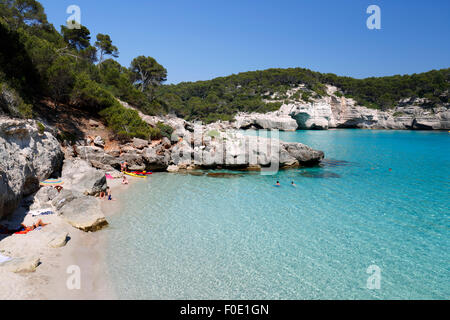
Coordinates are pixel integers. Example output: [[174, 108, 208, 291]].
[[154, 67, 448, 123], [37, 121, 45, 134], [0, 0, 166, 140], [321, 70, 449, 110], [156, 121, 174, 139], [207, 130, 220, 138], [393, 111, 405, 117]]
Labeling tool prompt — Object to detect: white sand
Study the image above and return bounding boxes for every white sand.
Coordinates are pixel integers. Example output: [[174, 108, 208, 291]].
[[0, 178, 131, 300]]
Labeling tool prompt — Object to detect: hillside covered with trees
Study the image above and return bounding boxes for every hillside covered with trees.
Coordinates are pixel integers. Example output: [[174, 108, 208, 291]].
[[0, 0, 170, 140], [154, 68, 449, 123]]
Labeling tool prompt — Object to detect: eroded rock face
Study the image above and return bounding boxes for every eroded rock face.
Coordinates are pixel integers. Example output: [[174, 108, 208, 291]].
[[234, 113, 298, 131], [231, 88, 450, 130], [0, 118, 63, 219]]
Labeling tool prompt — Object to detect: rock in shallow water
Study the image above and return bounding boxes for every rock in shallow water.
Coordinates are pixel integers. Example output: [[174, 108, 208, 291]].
[[300, 171, 341, 179]]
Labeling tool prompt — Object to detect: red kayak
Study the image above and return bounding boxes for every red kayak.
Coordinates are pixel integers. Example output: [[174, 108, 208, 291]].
[[131, 171, 152, 175]]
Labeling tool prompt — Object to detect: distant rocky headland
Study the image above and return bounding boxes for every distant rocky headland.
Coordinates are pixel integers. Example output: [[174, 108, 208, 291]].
[[232, 85, 450, 131]]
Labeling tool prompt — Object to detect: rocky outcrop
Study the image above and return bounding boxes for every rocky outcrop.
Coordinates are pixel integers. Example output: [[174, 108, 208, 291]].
[[117, 100, 325, 171], [231, 86, 450, 131], [234, 113, 298, 131], [29, 186, 59, 210], [0, 117, 63, 219], [169, 129, 324, 170], [132, 138, 148, 149]]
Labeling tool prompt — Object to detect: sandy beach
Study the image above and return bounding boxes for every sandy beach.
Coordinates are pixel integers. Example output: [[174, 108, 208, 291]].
[[0, 178, 131, 300]]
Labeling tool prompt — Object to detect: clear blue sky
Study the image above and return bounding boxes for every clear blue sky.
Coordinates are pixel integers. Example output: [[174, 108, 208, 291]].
[[40, 0, 450, 84]]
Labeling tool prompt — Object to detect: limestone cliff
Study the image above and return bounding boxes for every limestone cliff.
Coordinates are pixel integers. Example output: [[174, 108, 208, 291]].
[[0, 117, 63, 218]]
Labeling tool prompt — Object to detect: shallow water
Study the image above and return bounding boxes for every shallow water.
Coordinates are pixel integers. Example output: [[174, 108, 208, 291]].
[[107, 130, 450, 299]]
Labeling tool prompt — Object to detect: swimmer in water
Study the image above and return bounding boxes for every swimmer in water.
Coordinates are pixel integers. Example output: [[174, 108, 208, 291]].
[[291, 181, 296, 186], [276, 181, 281, 186]]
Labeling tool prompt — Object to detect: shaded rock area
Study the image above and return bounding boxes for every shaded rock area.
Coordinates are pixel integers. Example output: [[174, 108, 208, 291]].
[[206, 172, 244, 178], [0, 117, 63, 219]]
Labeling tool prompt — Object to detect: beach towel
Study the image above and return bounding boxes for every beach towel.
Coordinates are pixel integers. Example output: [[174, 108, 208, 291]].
[[0, 253, 11, 264], [105, 174, 114, 180], [29, 209, 55, 217]]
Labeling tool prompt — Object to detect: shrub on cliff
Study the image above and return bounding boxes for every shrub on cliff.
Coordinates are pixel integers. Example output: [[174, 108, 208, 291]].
[[0, 82, 33, 118], [99, 102, 152, 141]]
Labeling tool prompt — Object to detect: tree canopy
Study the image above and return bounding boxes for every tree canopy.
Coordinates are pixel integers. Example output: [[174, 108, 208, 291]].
[[95, 33, 119, 64], [61, 24, 91, 51], [130, 56, 167, 93]]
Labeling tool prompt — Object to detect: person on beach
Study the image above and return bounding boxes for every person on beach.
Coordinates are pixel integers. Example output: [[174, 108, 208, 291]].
[[99, 190, 106, 200], [106, 187, 115, 201], [122, 176, 129, 185], [120, 161, 128, 172], [19, 219, 50, 232]]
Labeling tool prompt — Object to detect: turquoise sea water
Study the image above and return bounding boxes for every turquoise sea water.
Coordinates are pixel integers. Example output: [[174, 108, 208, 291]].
[[106, 130, 450, 299]]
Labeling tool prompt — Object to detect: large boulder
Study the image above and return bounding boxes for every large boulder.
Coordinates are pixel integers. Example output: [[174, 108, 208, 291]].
[[75, 146, 118, 167], [0, 256, 40, 273], [143, 147, 170, 171], [59, 196, 107, 232], [170, 131, 324, 170], [51, 188, 79, 211], [282, 142, 325, 165], [0, 118, 63, 219], [61, 159, 107, 196], [30, 186, 59, 210], [132, 137, 148, 149], [234, 113, 298, 131]]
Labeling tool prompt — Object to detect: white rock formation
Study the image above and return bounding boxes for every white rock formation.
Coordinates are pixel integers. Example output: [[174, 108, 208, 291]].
[[232, 87, 450, 130], [0, 117, 63, 219]]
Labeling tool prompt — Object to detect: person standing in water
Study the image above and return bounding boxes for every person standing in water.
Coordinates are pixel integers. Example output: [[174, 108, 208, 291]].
[[106, 187, 115, 201]]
